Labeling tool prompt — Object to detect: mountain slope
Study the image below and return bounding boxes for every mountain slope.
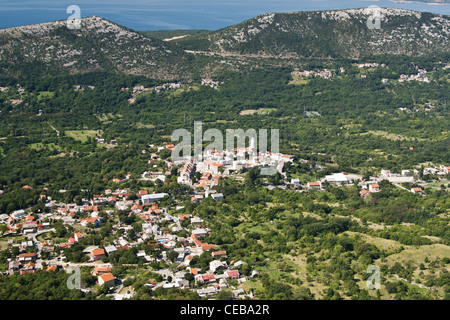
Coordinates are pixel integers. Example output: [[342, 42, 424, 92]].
[[0, 17, 189, 79], [185, 8, 450, 59]]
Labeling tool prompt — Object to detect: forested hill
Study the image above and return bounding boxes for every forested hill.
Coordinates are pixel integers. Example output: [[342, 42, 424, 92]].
[[1, 9, 449, 79], [0, 17, 190, 79], [179, 8, 450, 58]]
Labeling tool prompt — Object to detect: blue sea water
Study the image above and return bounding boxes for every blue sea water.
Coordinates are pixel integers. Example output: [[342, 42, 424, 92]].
[[0, 0, 449, 31]]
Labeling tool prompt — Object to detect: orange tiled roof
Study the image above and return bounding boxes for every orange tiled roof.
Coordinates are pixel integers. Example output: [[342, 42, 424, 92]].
[[100, 273, 115, 282], [92, 249, 105, 256]]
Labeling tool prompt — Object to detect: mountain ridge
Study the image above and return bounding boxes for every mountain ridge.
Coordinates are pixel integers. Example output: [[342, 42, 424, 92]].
[[180, 8, 450, 59], [0, 8, 449, 79], [0, 16, 189, 79]]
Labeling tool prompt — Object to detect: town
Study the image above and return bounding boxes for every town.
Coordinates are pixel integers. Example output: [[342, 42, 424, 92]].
[[1, 135, 448, 300]]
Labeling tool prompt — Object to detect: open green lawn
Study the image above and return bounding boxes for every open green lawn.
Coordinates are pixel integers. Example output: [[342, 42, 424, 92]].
[[376, 244, 450, 267], [288, 73, 310, 86], [0, 235, 26, 250], [37, 91, 55, 101], [65, 130, 102, 142], [29, 142, 62, 151]]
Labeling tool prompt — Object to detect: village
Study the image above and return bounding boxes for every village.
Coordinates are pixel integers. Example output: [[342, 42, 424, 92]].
[[0, 136, 449, 300]]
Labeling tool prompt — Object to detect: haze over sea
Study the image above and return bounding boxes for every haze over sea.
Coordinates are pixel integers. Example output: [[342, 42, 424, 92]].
[[0, 0, 449, 31]]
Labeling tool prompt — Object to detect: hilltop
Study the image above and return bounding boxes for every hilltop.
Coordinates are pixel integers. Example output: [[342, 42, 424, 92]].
[[0, 17, 189, 79], [179, 8, 450, 59], [0, 9, 449, 79]]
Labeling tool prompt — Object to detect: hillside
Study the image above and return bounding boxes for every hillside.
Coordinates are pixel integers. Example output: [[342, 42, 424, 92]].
[[0, 9, 449, 79], [0, 17, 190, 79], [182, 8, 450, 59]]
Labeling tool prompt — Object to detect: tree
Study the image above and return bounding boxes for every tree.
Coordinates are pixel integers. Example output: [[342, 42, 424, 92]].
[[216, 290, 233, 300]]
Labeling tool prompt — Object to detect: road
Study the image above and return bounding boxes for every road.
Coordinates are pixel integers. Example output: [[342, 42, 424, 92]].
[[26, 228, 55, 269], [47, 122, 60, 137]]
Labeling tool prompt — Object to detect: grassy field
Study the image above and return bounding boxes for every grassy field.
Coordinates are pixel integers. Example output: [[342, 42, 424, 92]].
[[29, 142, 62, 151], [0, 235, 25, 250], [288, 73, 309, 86], [135, 122, 156, 129], [37, 91, 55, 101], [65, 130, 102, 142], [95, 113, 122, 123], [239, 108, 277, 116], [361, 130, 425, 142], [375, 244, 450, 267], [344, 231, 404, 252]]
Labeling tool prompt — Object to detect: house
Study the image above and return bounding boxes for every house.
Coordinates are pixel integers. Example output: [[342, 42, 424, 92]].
[[83, 205, 98, 212], [369, 184, 380, 193], [191, 216, 204, 225], [360, 189, 371, 197], [307, 182, 321, 189], [199, 274, 216, 284], [8, 261, 20, 273], [210, 260, 225, 273], [190, 268, 198, 276], [211, 193, 224, 201], [104, 245, 118, 255], [18, 252, 36, 263], [98, 273, 115, 287], [93, 266, 113, 276], [23, 262, 35, 270], [91, 249, 105, 261], [201, 244, 216, 251], [81, 217, 102, 228], [440, 165, 450, 174], [141, 193, 169, 204], [291, 178, 301, 185], [225, 270, 240, 280], [74, 232, 83, 242], [178, 214, 190, 221], [411, 187, 424, 194], [212, 250, 227, 258], [232, 289, 245, 298], [192, 228, 208, 238], [11, 209, 26, 220], [324, 173, 348, 184], [197, 286, 217, 297], [402, 170, 413, 177], [46, 265, 58, 272], [0, 214, 9, 224]]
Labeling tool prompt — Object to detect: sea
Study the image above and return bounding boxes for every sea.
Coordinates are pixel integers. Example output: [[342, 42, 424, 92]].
[[0, 0, 449, 31]]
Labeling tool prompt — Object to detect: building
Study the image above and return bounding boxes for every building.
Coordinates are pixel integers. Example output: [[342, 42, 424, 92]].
[[192, 228, 208, 238], [369, 184, 380, 193], [307, 182, 321, 189], [411, 187, 424, 194], [98, 273, 115, 287], [324, 173, 348, 184], [211, 193, 224, 201], [141, 193, 169, 204], [74, 232, 83, 242], [81, 217, 102, 228], [212, 250, 227, 258], [225, 270, 240, 280], [92, 249, 105, 261], [104, 245, 118, 255], [210, 260, 225, 273], [18, 252, 36, 263], [94, 266, 113, 276]]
